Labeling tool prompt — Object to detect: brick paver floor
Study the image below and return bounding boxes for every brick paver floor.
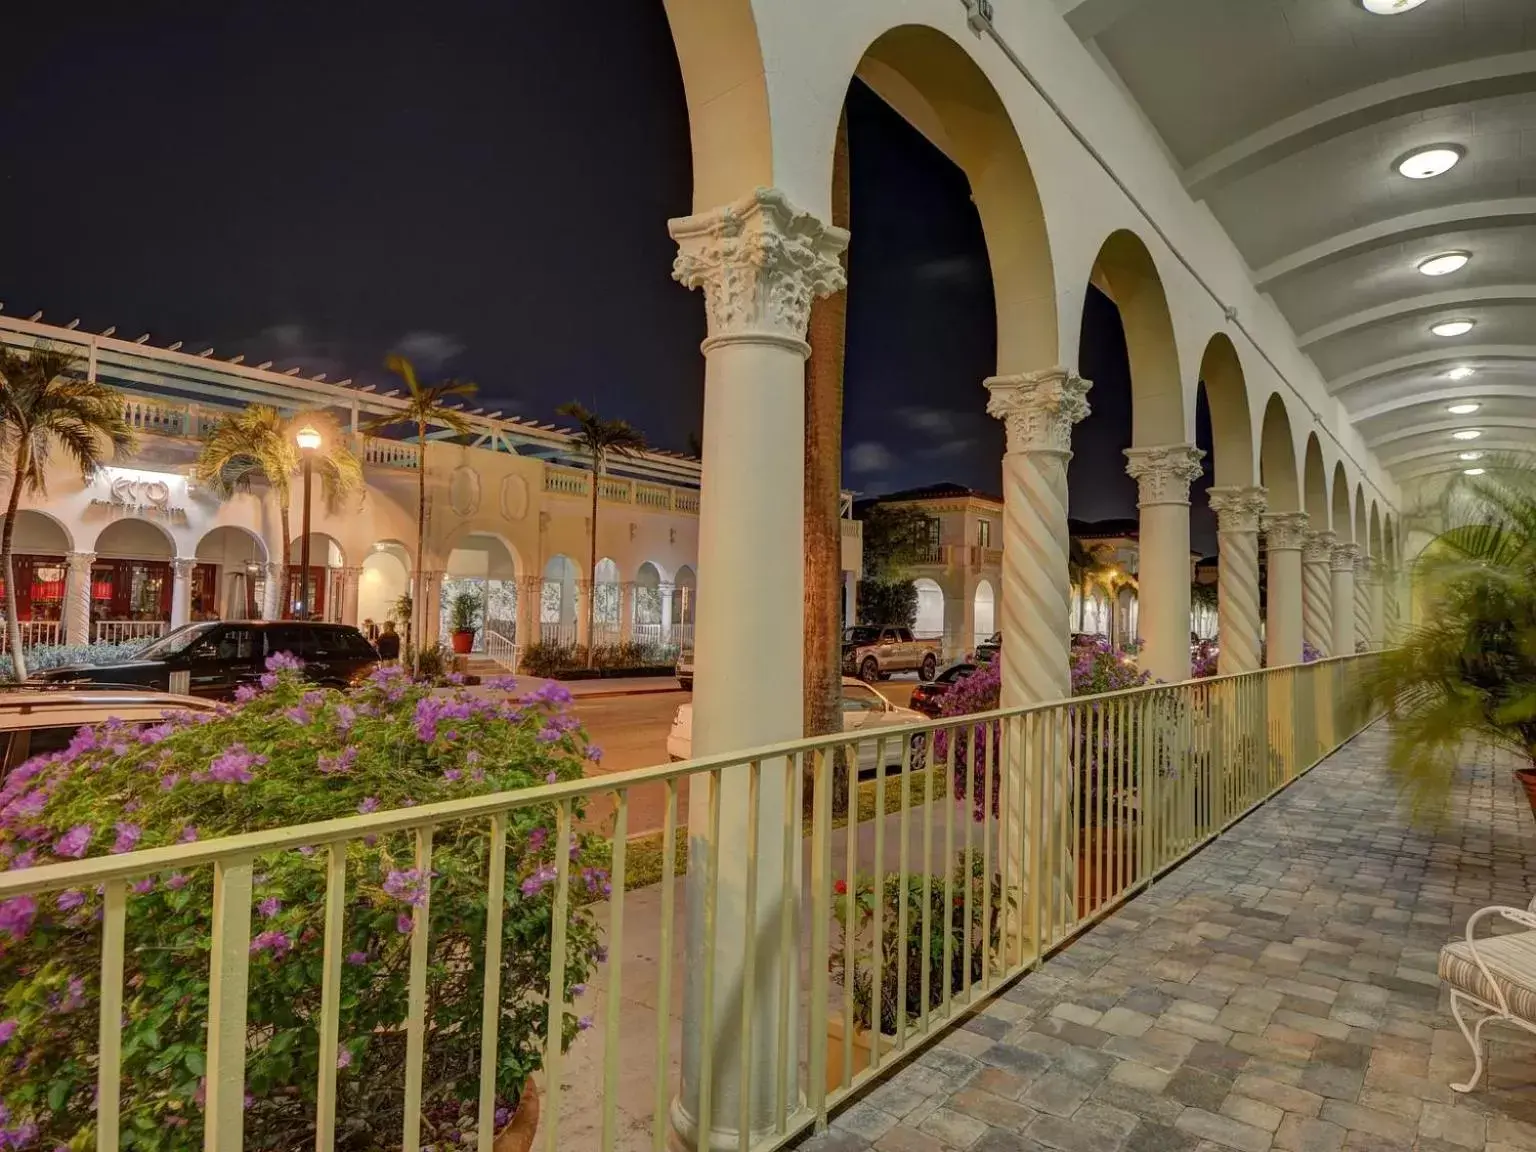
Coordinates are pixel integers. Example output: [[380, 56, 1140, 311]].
[[800, 723, 1536, 1152]]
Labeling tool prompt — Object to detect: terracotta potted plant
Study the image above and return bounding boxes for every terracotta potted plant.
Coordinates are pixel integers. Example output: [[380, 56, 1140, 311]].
[[449, 589, 482, 655]]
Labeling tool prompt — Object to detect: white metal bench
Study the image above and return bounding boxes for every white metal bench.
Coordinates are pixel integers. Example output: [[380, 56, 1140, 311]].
[[1438, 897, 1536, 1092]]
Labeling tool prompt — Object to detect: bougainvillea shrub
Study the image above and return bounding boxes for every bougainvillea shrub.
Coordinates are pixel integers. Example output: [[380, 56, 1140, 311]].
[[0, 658, 605, 1150]]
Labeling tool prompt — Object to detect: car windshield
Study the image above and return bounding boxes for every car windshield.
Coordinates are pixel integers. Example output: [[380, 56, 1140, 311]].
[[137, 622, 219, 660], [843, 627, 880, 645]]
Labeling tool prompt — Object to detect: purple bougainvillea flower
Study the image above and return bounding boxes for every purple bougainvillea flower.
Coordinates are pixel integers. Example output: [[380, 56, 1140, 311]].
[[131, 878, 155, 895], [442, 767, 462, 783], [180, 825, 198, 843], [585, 745, 603, 763], [111, 822, 142, 854], [55, 824, 92, 859], [233, 683, 259, 703], [383, 868, 429, 907], [335, 703, 356, 730], [337, 1048, 352, 1069], [0, 1018, 16, 1045], [266, 651, 305, 672], [358, 797, 379, 815], [250, 930, 292, 957], [258, 897, 281, 918], [57, 889, 85, 911], [301, 690, 324, 709], [577, 1015, 593, 1031], [346, 950, 368, 966], [319, 747, 357, 775], [208, 746, 262, 785], [545, 770, 558, 784], [0, 895, 37, 941], [396, 913, 414, 935], [167, 873, 189, 890]]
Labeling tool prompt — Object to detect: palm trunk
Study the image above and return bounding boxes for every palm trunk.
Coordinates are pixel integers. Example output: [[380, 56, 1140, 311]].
[[1079, 580, 1088, 633], [279, 504, 291, 623], [586, 454, 600, 669], [2, 442, 29, 681], [805, 111, 851, 814], [415, 421, 428, 674]]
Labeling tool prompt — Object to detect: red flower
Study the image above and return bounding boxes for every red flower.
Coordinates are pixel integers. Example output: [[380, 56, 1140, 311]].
[[833, 879, 847, 895]]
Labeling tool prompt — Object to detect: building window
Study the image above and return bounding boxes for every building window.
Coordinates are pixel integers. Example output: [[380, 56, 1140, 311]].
[[977, 519, 991, 548], [925, 517, 942, 561]]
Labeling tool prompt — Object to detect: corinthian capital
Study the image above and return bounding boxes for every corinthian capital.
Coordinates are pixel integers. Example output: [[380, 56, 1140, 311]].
[[669, 188, 849, 354], [1207, 486, 1267, 534], [1330, 542, 1361, 574], [171, 557, 198, 580], [1261, 511, 1311, 551], [1124, 444, 1205, 507], [984, 369, 1092, 456], [1355, 554, 1377, 582], [1303, 530, 1336, 565]]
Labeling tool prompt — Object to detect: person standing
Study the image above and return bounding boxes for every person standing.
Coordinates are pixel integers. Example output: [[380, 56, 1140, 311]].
[[376, 619, 401, 662]]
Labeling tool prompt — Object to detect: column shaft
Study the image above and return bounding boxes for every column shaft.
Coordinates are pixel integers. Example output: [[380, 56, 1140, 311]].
[[1330, 545, 1358, 657], [1302, 532, 1335, 657], [1206, 487, 1266, 674], [1262, 513, 1308, 668], [1367, 562, 1386, 650], [669, 187, 847, 1149], [340, 567, 362, 627], [263, 562, 284, 622], [1353, 557, 1371, 653], [170, 558, 196, 629], [64, 552, 95, 646], [1125, 445, 1205, 683]]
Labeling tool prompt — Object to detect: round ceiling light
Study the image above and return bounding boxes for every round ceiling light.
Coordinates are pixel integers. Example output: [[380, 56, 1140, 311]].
[[1459, 451, 1484, 461], [1464, 467, 1486, 476], [1452, 429, 1483, 441], [1447, 402, 1482, 415], [1446, 366, 1475, 381], [1432, 319, 1475, 337], [1362, 0, 1431, 14], [1395, 145, 1462, 180], [1418, 251, 1470, 277]]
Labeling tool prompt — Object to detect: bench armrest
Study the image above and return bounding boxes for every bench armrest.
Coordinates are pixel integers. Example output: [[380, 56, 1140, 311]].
[[1457, 905, 1536, 1016]]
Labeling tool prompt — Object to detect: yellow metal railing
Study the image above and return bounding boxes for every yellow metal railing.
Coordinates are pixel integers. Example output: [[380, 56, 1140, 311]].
[[0, 655, 1377, 1151]]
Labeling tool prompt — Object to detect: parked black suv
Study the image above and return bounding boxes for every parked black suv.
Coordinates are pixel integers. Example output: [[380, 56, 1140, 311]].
[[33, 620, 380, 700]]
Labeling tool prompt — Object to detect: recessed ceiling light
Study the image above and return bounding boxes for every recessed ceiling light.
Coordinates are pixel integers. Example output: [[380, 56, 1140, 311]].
[[1447, 402, 1482, 415], [1418, 251, 1470, 277], [1395, 145, 1462, 180], [1452, 430, 1483, 440], [1447, 366, 1475, 381], [1464, 467, 1486, 476], [1459, 451, 1484, 461], [1432, 319, 1475, 337], [1362, 0, 1430, 12]]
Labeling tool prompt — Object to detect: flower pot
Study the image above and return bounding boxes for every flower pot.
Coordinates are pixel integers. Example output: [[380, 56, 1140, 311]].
[[824, 1012, 896, 1093], [451, 629, 475, 655], [1515, 770, 1536, 824], [494, 1078, 540, 1152]]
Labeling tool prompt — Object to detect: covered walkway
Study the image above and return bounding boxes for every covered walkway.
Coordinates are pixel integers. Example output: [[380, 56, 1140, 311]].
[[807, 726, 1536, 1152]]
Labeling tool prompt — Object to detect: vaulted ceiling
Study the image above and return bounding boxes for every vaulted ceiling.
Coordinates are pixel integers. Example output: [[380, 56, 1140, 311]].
[[1062, 0, 1536, 484]]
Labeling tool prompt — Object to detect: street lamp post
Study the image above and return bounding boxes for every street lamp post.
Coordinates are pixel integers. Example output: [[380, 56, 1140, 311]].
[[295, 425, 321, 619]]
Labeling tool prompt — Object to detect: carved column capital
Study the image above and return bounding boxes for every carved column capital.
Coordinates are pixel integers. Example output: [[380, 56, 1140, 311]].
[[1262, 511, 1311, 551], [171, 557, 198, 580], [265, 561, 285, 580], [1207, 486, 1268, 534], [1303, 531, 1336, 565], [1330, 543, 1361, 573], [669, 188, 849, 355], [1125, 444, 1205, 507], [984, 369, 1092, 457], [66, 551, 96, 573]]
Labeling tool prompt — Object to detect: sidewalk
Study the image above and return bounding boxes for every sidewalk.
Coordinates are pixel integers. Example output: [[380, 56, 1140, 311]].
[[508, 674, 684, 699]]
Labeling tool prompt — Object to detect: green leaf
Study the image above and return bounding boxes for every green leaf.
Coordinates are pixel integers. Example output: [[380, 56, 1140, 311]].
[[184, 1049, 205, 1076]]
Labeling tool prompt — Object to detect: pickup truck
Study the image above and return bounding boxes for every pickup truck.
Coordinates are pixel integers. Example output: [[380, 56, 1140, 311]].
[[842, 625, 940, 683]]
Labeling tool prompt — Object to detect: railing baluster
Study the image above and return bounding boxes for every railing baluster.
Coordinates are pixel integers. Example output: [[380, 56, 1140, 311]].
[[980, 719, 994, 990], [962, 724, 974, 1005], [603, 794, 628, 1152], [896, 735, 913, 1052], [316, 842, 349, 1151], [404, 826, 436, 1152], [737, 764, 760, 1152], [653, 780, 679, 1152], [775, 755, 798, 1130], [205, 855, 254, 1152], [942, 723, 956, 1019], [841, 741, 857, 1090], [98, 878, 127, 1152], [542, 805, 572, 1152], [920, 729, 935, 1035], [809, 748, 833, 1127], [871, 738, 886, 1071], [1026, 713, 1042, 964], [696, 771, 722, 1142], [477, 816, 508, 1152]]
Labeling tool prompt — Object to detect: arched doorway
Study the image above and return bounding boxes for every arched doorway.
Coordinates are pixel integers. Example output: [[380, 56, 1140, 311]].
[[0, 510, 72, 647], [440, 533, 519, 653], [672, 564, 696, 649], [194, 526, 267, 621], [92, 518, 177, 642], [913, 577, 944, 641], [634, 561, 667, 647], [592, 557, 621, 648], [286, 534, 345, 621], [973, 578, 995, 649], [541, 555, 579, 647], [360, 541, 412, 639], [1259, 394, 1304, 666]]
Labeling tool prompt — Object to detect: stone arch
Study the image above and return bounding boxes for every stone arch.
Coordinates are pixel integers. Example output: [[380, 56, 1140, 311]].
[[1303, 435, 1329, 529], [1258, 394, 1301, 513], [1355, 487, 1370, 557], [660, 0, 772, 212], [1089, 230, 1186, 446], [3, 509, 73, 554], [440, 531, 522, 652], [361, 541, 412, 631], [850, 24, 1057, 373], [195, 526, 267, 621], [673, 563, 697, 646], [1197, 333, 1255, 485], [972, 578, 996, 648], [93, 517, 175, 559], [286, 532, 345, 621], [1331, 461, 1354, 543], [633, 561, 669, 645], [913, 576, 944, 640], [1369, 503, 1384, 560], [541, 554, 580, 646]]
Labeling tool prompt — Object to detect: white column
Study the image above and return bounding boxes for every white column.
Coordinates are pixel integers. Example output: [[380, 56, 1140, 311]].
[[1353, 555, 1372, 653], [669, 187, 847, 1149], [1330, 544, 1358, 657], [263, 561, 284, 621], [942, 584, 975, 663], [619, 579, 635, 645], [170, 557, 196, 629], [659, 582, 675, 646], [843, 570, 857, 629], [1367, 559, 1386, 650], [339, 566, 362, 626], [574, 579, 592, 649], [1384, 562, 1402, 642], [64, 551, 95, 646], [420, 570, 445, 650], [1205, 486, 1266, 674], [1125, 444, 1204, 683], [516, 573, 540, 651], [1302, 531, 1335, 657], [1262, 512, 1308, 668]]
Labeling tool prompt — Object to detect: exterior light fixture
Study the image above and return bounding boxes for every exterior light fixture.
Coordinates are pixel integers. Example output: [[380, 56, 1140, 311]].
[[295, 425, 322, 451], [1431, 319, 1475, 337], [1362, 0, 1430, 14], [1464, 468, 1486, 476], [1452, 430, 1483, 441], [1417, 251, 1469, 277], [1446, 402, 1481, 415], [1395, 145, 1462, 180], [1458, 451, 1484, 461], [1446, 366, 1475, 381]]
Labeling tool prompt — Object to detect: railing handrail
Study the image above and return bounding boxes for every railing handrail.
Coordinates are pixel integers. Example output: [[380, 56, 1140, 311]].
[[0, 651, 1372, 900]]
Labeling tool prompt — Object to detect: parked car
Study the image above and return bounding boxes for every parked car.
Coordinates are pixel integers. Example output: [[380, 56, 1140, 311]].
[[667, 677, 925, 771], [0, 686, 217, 777], [909, 661, 977, 717], [676, 646, 693, 691], [974, 632, 1001, 665], [33, 620, 379, 700], [842, 626, 940, 683]]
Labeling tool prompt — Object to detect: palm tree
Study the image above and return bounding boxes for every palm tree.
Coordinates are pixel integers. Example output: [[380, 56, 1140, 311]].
[[805, 110, 852, 813], [556, 401, 648, 668], [362, 356, 475, 670], [1068, 538, 1112, 634], [194, 407, 363, 619], [1359, 463, 1536, 818], [0, 343, 136, 679]]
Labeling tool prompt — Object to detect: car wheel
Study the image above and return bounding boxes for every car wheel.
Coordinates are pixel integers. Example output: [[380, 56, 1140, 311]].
[[909, 733, 928, 771], [919, 655, 937, 682], [860, 657, 879, 683]]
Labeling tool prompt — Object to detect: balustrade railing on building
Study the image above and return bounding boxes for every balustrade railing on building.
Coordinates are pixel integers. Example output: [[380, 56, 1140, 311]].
[[0, 655, 1379, 1152], [92, 620, 168, 645], [543, 466, 590, 497], [360, 438, 419, 469], [0, 621, 62, 652]]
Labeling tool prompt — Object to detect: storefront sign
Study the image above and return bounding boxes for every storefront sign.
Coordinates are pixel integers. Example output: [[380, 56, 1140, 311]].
[[90, 468, 190, 524]]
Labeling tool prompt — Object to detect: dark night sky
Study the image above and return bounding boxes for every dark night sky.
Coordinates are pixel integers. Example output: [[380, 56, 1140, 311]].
[[0, 0, 1216, 554]]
